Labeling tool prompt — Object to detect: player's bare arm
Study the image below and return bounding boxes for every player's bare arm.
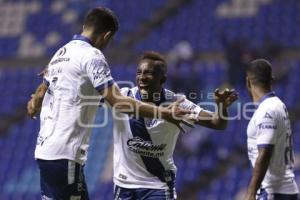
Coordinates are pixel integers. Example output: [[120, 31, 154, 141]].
[[27, 82, 48, 118], [195, 88, 238, 130], [245, 146, 273, 200], [100, 84, 191, 125]]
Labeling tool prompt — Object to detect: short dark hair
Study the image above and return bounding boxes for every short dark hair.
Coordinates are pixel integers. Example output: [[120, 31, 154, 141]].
[[139, 51, 167, 75], [246, 58, 273, 86], [83, 7, 119, 35]]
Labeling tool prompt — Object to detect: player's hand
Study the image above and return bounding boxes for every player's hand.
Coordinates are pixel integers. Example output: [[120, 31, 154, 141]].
[[214, 88, 238, 108], [27, 94, 38, 119], [164, 98, 194, 132]]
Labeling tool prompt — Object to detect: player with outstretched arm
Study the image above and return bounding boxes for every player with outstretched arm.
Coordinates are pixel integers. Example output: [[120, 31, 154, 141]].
[[110, 51, 238, 200], [27, 8, 191, 200]]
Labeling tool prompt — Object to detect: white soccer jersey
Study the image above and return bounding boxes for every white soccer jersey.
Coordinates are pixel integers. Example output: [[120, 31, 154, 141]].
[[35, 35, 114, 165], [112, 87, 203, 190], [247, 92, 299, 194]]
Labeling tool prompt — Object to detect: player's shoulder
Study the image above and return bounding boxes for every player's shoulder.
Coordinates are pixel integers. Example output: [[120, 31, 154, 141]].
[[80, 47, 108, 70], [62, 40, 106, 61], [256, 97, 284, 119], [84, 47, 105, 60], [67, 39, 104, 59], [260, 97, 283, 111]]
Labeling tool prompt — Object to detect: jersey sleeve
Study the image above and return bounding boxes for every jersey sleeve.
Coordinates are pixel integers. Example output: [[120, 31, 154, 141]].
[[83, 55, 115, 92], [179, 98, 203, 133], [179, 98, 203, 117], [255, 110, 278, 147]]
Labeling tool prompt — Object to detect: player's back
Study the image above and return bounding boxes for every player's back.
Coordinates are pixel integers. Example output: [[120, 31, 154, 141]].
[[248, 96, 298, 194], [35, 37, 114, 165]]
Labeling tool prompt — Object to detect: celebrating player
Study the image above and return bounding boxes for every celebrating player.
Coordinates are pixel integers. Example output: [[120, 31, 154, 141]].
[[245, 59, 299, 200], [27, 8, 190, 200], [111, 51, 238, 200]]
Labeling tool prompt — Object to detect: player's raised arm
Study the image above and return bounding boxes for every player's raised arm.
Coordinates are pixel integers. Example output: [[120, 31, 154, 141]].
[[100, 83, 191, 124], [194, 88, 238, 130], [27, 82, 48, 118]]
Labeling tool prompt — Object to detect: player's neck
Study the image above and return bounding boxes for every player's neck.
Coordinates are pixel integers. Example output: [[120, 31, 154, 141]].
[[81, 30, 97, 47], [251, 87, 271, 103], [140, 89, 163, 103]]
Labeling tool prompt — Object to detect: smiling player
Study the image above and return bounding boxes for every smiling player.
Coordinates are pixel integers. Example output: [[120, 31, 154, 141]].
[[112, 51, 238, 200]]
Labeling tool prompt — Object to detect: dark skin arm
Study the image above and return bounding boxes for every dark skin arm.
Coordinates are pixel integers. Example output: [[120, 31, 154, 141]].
[[27, 83, 48, 118], [245, 146, 274, 200], [195, 88, 238, 130]]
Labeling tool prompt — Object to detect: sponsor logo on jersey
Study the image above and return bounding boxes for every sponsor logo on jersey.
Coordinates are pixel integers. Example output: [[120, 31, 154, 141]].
[[50, 57, 70, 65], [127, 137, 166, 158], [57, 47, 66, 57], [264, 112, 273, 119], [258, 123, 277, 130]]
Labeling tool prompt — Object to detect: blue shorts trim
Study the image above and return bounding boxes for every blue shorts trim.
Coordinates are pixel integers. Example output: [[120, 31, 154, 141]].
[[114, 185, 177, 200], [37, 159, 89, 200]]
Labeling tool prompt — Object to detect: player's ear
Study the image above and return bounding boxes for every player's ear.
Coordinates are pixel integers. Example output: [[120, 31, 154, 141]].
[[103, 31, 113, 41], [246, 76, 251, 89]]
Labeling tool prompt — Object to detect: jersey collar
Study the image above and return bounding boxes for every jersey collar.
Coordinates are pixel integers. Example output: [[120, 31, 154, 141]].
[[258, 91, 276, 106], [72, 34, 94, 46], [135, 88, 166, 106]]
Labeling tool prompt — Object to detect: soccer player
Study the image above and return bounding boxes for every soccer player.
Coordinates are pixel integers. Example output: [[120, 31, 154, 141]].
[[27, 8, 190, 200], [112, 51, 238, 200], [245, 59, 299, 200]]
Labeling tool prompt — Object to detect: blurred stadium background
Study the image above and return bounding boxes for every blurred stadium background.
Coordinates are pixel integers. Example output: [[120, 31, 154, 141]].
[[0, 0, 300, 199]]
